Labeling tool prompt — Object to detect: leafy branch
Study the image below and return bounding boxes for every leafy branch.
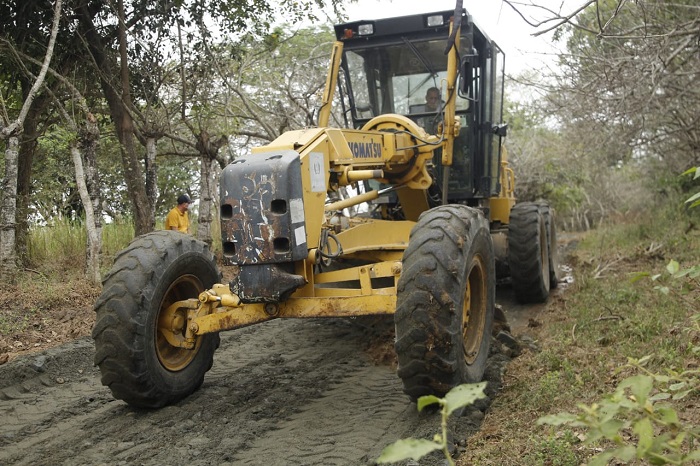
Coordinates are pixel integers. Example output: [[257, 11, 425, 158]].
[[538, 364, 700, 465], [377, 382, 487, 465], [682, 167, 700, 209], [630, 259, 700, 305]]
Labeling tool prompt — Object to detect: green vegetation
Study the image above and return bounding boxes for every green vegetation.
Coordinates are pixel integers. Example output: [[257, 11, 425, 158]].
[[24, 212, 223, 276], [534, 171, 700, 465], [462, 199, 699, 465], [379, 205, 699, 465], [539, 360, 700, 465], [684, 167, 700, 209], [377, 383, 487, 465], [27, 218, 135, 274]]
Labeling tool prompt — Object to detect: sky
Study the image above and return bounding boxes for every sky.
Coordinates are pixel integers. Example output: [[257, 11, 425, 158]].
[[335, 0, 578, 75]]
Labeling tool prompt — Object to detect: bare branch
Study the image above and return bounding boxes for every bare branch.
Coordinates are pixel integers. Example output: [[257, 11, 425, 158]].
[[1, 0, 62, 139], [502, 0, 596, 36]]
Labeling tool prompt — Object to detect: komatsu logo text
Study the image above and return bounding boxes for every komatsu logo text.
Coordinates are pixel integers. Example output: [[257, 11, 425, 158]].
[[349, 141, 382, 159]]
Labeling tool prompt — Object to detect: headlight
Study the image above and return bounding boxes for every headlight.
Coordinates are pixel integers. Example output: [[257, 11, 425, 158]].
[[358, 23, 374, 36], [426, 15, 444, 27]]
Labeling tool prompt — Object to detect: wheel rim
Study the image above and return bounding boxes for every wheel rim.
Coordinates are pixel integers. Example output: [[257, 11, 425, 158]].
[[462, 254, 487, 365], [156, 274, 204, 371]]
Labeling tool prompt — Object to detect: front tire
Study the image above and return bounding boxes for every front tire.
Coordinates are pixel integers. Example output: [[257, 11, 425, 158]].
[[395, 206, 495, 401], [93, 231, 221, 408]]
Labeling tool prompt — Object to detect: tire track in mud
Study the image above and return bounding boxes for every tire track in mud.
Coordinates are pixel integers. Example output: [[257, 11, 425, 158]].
[[0, 317, 502, 466], [233, 366, 413, 466]]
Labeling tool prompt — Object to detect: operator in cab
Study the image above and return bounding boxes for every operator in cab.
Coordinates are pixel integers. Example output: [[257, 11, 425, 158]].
[[414, 87, 442, 133]]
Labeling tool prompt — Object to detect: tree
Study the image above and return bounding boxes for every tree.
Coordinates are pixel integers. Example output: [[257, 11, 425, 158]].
[[3, 39, 105, 280], [3, 0, 346, 252], [70, 112, 101, 283], [73, 0, 345, 236], [555, 1, 697, 164], [504, 0, 700, 227], [0, 0, 62, 280], [0, 0, 350, 284]]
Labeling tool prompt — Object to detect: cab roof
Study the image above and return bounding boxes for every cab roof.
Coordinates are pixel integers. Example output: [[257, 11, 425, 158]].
[[333, 9, 497, 51]]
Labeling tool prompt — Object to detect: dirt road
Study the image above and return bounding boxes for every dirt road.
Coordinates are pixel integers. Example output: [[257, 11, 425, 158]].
[[0, 309, 519, 466]]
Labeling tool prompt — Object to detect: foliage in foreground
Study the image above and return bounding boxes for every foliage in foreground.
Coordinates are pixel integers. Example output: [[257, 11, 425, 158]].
[[377, 383, 487, 465], [539, 355, 700, 465], [683, 167, 700, 209]]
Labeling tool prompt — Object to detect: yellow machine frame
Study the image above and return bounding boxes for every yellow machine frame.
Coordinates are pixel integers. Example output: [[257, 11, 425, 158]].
[[158, 16, 516, 350]]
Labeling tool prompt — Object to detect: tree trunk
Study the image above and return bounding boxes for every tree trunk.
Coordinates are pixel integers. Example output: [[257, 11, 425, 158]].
[[16, 127, 38, 267], [71, 143, 101, 284], [16, 92, 49, 266], [194, 131, 227, 246], [197, 156, 217, 246], [1, 136, 19, 280], [117, 108, 152, 236], [77, 1, 152, 236], [82, 114, 102, 238], [145, 137, 158, 230], [0, 0, 61, 280], [79, 113, 102, 283]]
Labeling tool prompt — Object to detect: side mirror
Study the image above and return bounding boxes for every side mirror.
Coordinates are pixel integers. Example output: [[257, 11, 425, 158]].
[[459, 50, 478, 96], [492, 123, 508, 137]]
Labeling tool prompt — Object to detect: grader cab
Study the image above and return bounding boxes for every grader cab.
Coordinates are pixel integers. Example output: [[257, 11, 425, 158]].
[[93, 7, 559, 408]]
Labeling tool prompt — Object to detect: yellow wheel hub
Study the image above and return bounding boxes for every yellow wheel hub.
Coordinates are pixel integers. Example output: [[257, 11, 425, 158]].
[[156, 275, 204, 371]]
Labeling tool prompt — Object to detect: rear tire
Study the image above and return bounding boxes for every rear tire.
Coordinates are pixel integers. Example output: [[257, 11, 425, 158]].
[[537, 202, 560, 289], [93, 231, 221, 408], [395, 205, 495, 401], [508, 202, 550, 303]]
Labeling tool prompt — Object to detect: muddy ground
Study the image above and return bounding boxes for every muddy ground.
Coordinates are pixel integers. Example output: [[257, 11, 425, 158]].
[[0, 281, 554, 466]]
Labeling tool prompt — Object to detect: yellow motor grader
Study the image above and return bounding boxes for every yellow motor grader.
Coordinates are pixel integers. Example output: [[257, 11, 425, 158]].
[[93, 6, 559, 408]]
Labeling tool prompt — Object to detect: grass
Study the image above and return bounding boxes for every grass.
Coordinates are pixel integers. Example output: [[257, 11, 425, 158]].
[[25, 213, 223, 276], [27, 218, 134, 275], [525, 432, 580, 466], [460, 203, 699, 465], [0, 307, 33, 335]]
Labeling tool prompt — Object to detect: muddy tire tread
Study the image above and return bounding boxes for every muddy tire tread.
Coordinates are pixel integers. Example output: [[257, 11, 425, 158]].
[[93, 231, 221, 408], [395, 205, 495, 401], [508, 202, 549, 303], [537, 202, 560, 288]]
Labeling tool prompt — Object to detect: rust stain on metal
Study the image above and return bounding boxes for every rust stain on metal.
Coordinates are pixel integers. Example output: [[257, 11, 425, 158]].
[[221, 173, 280, 264]]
